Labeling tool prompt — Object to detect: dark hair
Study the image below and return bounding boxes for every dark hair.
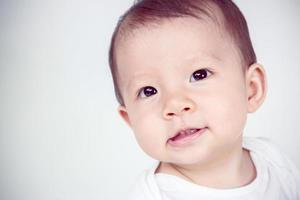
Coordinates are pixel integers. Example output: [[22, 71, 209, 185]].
[[109, 0, 256, 106]]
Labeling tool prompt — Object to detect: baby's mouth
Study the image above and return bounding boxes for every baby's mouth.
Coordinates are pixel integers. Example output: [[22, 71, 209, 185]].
[[169, 128, 200, 141], [167, 127, 207, 146]]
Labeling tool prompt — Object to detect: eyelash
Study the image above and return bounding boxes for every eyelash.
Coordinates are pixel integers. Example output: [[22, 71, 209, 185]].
[[137, 68, 213, 98]]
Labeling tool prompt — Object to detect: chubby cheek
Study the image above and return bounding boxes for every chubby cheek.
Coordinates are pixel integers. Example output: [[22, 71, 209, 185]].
[[129, 110, 165, 159], [204, 84, 248, 139]]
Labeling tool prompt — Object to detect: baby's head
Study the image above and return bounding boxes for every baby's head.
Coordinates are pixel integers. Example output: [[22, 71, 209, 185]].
[[109, 0, 267, 166]]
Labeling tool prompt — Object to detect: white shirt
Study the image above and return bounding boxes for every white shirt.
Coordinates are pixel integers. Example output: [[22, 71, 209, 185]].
[[128, 137, 300, 200]]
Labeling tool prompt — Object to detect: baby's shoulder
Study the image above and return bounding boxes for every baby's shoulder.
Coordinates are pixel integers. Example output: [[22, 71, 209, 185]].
[[243, 137, 300, 199], [243, 137, 300, 180], [127, 162, 162, 200]]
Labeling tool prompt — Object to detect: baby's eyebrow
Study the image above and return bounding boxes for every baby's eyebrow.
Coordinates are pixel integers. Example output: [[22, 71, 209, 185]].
[[126, 74, 151, 92], [208, 53, 222, 62], [184, 51, 222, 64]]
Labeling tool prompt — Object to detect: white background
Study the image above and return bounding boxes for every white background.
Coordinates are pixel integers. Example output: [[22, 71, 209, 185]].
[[0, 0, 299, 199]]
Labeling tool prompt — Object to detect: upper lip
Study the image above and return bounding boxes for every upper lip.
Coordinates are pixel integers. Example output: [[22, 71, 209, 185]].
[[168, 127, 205, 140]]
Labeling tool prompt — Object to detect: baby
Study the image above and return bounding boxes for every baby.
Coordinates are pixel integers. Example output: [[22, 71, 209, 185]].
[[108, 0, 300, 199]]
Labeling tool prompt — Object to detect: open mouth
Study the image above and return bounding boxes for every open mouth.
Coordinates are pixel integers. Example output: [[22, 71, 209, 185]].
[[167, 128, 206, 146]]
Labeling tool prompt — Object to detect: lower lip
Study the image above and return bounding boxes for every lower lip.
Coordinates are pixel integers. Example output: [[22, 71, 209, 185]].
[[167, 128, 207, 148]]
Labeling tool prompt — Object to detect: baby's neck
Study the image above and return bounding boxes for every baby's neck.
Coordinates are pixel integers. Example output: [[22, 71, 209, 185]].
[[156, 146, 256, 189]]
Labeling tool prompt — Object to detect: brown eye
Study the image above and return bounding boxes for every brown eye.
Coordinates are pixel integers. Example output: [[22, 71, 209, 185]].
[[138, 86, 157, 98], [190, 69, 212, 82]]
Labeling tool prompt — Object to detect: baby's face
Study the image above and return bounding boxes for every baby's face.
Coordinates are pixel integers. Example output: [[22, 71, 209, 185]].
[[116, 17, 250, 165]]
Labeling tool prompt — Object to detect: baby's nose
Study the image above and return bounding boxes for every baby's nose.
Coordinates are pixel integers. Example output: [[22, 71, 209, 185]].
[[162, 97, 196, 120]]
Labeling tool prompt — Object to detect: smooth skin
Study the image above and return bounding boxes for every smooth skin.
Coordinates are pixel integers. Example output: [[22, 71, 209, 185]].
[[115, 16, 267, 188]]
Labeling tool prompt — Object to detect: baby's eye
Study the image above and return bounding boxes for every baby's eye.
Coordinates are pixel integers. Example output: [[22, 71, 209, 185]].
[[138, 86, 157, 98], [190, 69, 212, 82]]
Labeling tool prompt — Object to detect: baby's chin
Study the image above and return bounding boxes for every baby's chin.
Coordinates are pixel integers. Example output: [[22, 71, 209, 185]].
[[156, 154, 214, 168], [155, 159, 212, 176]]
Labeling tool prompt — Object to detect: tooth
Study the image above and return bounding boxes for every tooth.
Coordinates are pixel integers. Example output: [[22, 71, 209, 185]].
[[190, 129, 197, 134], [188, 129, 198, 135], [176, 129, 199, 137]]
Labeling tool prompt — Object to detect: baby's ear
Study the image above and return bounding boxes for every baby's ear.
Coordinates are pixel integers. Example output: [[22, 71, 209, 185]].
[[246, 63, 267, 113], [118, 105, 132, 127]]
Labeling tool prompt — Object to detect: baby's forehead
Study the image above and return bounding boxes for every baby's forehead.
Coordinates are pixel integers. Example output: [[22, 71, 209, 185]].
[[117, 15, 229, 52], [113, 4, 242, 83], [116, 15, 231, 62]]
